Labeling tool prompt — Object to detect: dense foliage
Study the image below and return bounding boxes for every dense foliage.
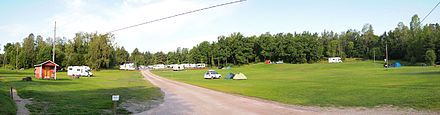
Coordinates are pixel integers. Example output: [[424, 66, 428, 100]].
[[1, 15, 439, 69]]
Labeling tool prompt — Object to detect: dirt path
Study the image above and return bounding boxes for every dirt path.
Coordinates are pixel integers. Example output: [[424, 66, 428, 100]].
[[12, 88, 31, 115], [139, 70, 438, 115]]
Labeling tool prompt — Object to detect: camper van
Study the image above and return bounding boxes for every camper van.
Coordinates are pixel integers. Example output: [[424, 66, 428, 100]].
[[67, 66, 93, 77], [120, 63, 136, 70], [328, 57, 342, 63], [172, 64, 184, 71]]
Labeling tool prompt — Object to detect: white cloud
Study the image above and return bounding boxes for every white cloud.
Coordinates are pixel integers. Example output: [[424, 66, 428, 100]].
[[41, 0, 238, 53]]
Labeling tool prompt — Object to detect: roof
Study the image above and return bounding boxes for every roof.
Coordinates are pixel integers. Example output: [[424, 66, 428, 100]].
[[34, 60, 60, 67]]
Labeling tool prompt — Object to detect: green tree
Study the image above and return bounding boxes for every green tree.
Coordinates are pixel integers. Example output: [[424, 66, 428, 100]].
[[20, 33, 36, 68], [425, 49, 436, 65]]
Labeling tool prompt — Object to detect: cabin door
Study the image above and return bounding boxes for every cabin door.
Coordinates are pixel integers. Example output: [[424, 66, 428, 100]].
[[44, 66, 51, 78]]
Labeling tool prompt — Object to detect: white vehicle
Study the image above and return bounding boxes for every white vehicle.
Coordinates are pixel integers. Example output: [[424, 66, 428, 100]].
[[204, 70, 222, 79], [181, 64, 190, 68], [67, 66, 93, 77], [172, 64, 184, 71], [153, 64, 165, 69], [120, 63, 136, 70], [328, 57, 343, 63], [196, 63, 206, 68]]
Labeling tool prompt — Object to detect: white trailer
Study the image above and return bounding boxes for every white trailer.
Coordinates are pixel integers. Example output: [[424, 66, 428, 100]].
[[67, 66, 93, 77], [172, 64, 184, 71], [328, 57, 343, 63], [120, 63, 136, 70], [196, 63, 206, 68], [153, 64, 165, 69]]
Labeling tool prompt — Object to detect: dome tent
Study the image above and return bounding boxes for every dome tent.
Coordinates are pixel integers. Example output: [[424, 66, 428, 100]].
[[233, 73, 247, 80], [225, 73, 235, 79]]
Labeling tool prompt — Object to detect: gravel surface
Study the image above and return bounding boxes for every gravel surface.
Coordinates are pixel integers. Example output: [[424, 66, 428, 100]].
[[13, 88, 31, 115]]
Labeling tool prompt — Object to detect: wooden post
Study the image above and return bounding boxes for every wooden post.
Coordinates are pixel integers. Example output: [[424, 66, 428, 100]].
[[113, 101, 117, 115], [10, 87, 13, 99]]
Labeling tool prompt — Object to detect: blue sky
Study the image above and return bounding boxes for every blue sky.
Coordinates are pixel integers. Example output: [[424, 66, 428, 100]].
[[1, 0, 439, 53]]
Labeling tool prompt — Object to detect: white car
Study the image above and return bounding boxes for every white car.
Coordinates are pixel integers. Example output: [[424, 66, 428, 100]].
[[204, 70, 222, 79]]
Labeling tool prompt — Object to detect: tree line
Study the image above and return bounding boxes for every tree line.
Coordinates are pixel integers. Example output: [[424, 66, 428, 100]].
[[0, 14, 438, 70]]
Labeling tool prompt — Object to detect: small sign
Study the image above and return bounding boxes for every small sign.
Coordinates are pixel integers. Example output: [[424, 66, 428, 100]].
[[112, 95, 119, 101]]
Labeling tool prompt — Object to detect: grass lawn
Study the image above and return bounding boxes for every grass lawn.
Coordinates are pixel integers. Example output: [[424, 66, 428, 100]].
[[153, 61, 440, 111], [0, 69, 162, 114]]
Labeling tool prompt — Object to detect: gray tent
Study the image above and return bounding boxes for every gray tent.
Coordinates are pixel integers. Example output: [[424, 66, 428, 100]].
[[233, 73, 247, 80], [225, 73, 235, 79]]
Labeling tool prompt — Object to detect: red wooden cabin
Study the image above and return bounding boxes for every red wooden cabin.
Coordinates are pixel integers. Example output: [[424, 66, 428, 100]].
[[34, 60, 59, 80]]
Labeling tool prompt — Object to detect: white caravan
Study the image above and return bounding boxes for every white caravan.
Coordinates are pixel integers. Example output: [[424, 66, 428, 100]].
[[120, 63, 136, 70], [328, 57, 343, 63], [196, 63, 206, 68], [153, 64, 166, 69], [172, 64, 184, 71], [67, 66, 93, 77]]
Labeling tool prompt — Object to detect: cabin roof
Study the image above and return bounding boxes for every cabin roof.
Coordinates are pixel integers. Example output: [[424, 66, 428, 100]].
[[34, 60, 60, 67]]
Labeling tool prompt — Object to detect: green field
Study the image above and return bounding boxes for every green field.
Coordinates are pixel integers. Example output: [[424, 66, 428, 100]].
[[0, 69, 162, 114], [153, 61, 440, 111]]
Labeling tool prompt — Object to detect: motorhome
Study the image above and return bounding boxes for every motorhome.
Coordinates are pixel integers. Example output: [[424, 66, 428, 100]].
[[196, 63, 206, 68], [67, 66, 93, 77], [172, 64, 184, 71], [120, 63, 136, 70], [153, 64, 166, 69], [328, 57, 343, 63]]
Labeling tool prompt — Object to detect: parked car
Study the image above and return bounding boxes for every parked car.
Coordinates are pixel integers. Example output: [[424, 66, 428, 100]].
[[204, 70, 222, 79]]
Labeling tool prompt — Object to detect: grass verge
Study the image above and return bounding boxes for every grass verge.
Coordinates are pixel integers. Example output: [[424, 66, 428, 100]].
[[0, 69, 162, 114]]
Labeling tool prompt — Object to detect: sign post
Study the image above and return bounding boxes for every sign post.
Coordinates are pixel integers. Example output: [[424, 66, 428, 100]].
[[112, 95, 119, 115]]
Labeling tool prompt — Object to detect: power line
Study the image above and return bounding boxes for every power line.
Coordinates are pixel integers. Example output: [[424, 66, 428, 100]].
[[108, 0, 247, 33], [421, 0, 440, 23]]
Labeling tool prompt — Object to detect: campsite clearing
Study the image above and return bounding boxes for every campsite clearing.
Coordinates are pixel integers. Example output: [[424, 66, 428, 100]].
[[152, 61, 440, 111], [0, 69, 162, 114]]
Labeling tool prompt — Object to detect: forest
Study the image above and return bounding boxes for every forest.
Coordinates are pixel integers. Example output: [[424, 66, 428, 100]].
[[0, 15, 439, 70]]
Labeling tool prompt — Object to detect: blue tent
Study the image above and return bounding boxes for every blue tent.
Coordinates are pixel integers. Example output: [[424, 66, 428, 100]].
[[394, 62, 401, 68]]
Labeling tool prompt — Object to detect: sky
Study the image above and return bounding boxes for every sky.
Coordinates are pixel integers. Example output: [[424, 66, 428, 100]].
[[0, 0, 439, 53]]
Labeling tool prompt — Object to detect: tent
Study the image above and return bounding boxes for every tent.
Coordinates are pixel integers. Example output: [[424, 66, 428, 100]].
[[394, 62, 401, 68], [225, 73, 235, 79], [233, 73, 247, 80]]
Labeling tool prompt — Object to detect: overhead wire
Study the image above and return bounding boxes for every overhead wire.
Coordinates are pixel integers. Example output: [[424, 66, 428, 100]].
[[108, 0, 247, 33], [421, 0, 440, 23]]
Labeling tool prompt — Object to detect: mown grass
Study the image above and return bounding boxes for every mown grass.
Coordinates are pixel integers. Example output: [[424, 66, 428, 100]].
[[0, 73, 16, 115], [153, 61, 440, 111], [0, 69, 162, 114]]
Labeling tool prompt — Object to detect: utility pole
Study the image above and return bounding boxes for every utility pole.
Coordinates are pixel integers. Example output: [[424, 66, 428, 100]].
[[373, 50, 376, 63], [16, 45, 18, 70], [53, 21, 57, 80], [3, 50, 6, 69], [53, 21, 56, 62], [385, 43, 388, 68]]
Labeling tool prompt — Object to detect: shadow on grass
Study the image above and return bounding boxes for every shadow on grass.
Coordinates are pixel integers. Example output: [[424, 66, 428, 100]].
[[3, 79, 78, 92], [21, 86, 163, 115]]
